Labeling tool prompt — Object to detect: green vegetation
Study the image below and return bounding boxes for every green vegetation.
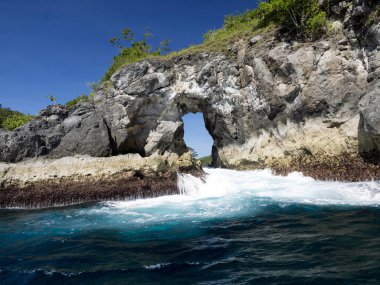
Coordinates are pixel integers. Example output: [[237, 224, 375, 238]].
[[161, 9, 273, 60], [101, 0, 329, 83], [102, 28, 171, 82], [166, 0, 329, 58], [196, 11, 265, 51], [189, 148, 213, 167], [0, 107, 33, 130], [366, 4, 380, 27], [47, 94, 57, 103], [0, 107, 15, 125], [101, 14, 269, 82], [188, 147, 199, 159], [173, 0, 328, 55], [256, 0, 328, 39], [199, 155, 212, 167], [65, 82, 98, 107], [66, 94, 90, 107], [2, 114, 33, 131]]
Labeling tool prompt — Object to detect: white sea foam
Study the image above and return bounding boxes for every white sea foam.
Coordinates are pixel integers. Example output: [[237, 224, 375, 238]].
[[90, 168, 380, 225], [178, 168, 380, 206], [143, 263, 171, 270]]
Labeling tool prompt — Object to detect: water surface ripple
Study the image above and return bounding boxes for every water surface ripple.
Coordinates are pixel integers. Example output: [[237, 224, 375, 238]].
[[1, 169, 380, 284]]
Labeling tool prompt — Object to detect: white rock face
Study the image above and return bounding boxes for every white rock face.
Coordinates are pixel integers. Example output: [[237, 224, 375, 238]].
[[0, 152, 193, 187]]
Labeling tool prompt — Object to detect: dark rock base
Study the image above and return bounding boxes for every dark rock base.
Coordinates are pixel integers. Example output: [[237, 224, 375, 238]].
[[273, 155, 380, 182], [1, 156, 378, 209], [0, 173, 178, 209]]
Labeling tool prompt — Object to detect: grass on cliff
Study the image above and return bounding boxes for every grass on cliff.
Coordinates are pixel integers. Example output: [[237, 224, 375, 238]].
[[99, 0, 329, 84], [66, 93, 95, 107], [65, 82, 100, 107], [101, 30, 170, 82], [100, 11, 270, 83], [0, 107, 33, 130], [165, 18, 273, 60]]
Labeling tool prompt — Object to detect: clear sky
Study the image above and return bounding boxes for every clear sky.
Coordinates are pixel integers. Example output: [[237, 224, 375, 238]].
[[183, 113, 213, 157], [0, 0, 259, 157]]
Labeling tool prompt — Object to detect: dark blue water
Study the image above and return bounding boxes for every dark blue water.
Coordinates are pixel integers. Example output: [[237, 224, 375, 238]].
[[1, 169, 380, 284]]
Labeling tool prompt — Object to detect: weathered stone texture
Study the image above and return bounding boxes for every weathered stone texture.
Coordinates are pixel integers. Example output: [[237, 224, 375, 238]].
[[0, 0, 379, 170]]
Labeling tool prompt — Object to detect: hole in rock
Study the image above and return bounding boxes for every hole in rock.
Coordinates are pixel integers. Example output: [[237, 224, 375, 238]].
[[182, 112, 213, 167]]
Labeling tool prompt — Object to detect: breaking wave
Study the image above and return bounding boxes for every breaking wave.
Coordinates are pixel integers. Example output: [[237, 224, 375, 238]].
[[91, 168, 380, 226], [1, 168, 380, 284]]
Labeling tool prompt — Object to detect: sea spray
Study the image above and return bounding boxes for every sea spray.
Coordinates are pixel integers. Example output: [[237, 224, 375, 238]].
[[176, 168, 380, 206], [177, 172, 204, 196], [1, 169, 380, 284], [88, 169, 380, 227]]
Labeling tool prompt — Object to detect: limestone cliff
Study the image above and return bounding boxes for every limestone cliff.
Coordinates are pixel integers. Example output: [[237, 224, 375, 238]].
[[1, 0, 380, 207]]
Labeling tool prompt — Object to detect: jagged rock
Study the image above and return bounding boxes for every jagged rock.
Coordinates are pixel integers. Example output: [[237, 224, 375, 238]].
[[250, 35, 262, 45], [367, 23, 380, 46], [0, 0, 379, 173], [124, 73, 172, 95], [0, 153, 198, 208], [359, 82, 380, 162]]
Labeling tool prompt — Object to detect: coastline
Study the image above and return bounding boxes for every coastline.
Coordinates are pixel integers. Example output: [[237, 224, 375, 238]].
[[0, 173, 178, 209], [271, 155, 380, 182], [0, 0, 379, 209], [0, 153, 202, 209], [1, 153, 379, 209]]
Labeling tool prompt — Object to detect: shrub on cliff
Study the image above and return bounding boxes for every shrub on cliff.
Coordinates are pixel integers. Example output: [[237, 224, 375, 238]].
[[66, 94, 89, 107], [202, 9, 262, 44], [1, 111, 33, 130], [0, 107, 17, 127], [365, 3, 380, 27], [102, 28, 171, 82], [256, 0, 328, 39], [100, 1, 328, 82], [65, 83, 97, 107], [200, 0, 328, 53]]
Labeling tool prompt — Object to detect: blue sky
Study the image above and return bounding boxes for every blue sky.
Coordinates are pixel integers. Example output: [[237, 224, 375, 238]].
[[183, 113, 213, 157], [0, 0, 258, 157]]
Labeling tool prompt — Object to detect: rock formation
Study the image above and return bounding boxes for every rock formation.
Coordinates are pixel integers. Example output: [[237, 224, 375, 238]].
[[0, 0, 379, 207], [0, 153, 197, 208]]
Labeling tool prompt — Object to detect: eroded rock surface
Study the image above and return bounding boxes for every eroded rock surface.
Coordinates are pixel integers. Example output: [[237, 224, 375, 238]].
[[0, 152, 198, 208], [0, 0, 379, 178]]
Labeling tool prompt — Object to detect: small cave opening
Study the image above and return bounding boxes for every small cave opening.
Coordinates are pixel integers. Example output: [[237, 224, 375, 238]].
[[182, 112, 214, 167]]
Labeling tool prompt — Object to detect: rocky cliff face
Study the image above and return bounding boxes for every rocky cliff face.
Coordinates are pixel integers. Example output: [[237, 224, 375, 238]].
[[1, 0, 379, 181]]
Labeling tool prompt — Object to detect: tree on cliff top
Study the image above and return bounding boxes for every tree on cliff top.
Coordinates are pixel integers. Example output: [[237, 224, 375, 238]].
[[256, 0, 328, 39], [102, 28, 171, 82], [101, 1, 328, 82], [202, 0, 328, 51]]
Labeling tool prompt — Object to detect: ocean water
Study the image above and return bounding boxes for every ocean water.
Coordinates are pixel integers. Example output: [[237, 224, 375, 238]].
[[1, 168, 380, 285]]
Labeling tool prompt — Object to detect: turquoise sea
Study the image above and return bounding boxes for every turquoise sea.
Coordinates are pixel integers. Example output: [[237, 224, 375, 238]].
[[1, 168, 380, 284]]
